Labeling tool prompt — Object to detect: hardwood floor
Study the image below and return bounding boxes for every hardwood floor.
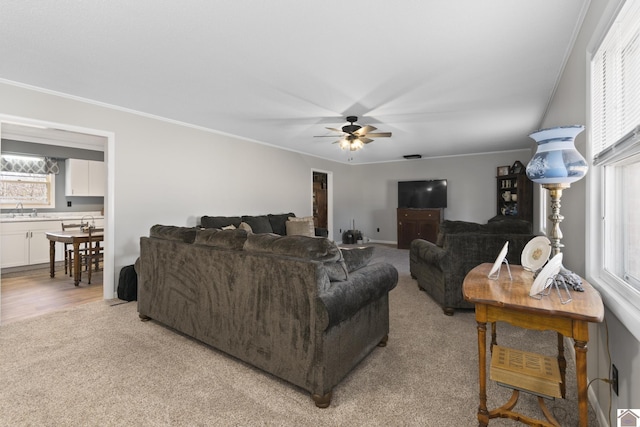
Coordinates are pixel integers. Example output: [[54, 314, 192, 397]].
[[0, 262, 103, 325]]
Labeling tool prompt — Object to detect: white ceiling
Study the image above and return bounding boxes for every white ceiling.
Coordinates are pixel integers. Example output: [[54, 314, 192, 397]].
[[0, 1, 589, 164]]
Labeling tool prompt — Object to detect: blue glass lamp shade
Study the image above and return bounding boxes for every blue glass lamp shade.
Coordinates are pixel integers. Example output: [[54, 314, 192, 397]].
[[526, 125, 588, 185]]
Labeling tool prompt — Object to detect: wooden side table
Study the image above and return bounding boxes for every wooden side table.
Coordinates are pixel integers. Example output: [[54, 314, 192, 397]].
[[463, 263, 603, 427]]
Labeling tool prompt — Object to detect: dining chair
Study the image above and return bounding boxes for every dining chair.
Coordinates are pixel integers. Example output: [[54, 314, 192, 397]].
[[80, 227, 104, 284], [61, 222, 86, 276]]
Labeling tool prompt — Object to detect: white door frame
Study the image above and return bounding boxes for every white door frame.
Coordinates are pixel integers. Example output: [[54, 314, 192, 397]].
[[0, 114, 116, 300]]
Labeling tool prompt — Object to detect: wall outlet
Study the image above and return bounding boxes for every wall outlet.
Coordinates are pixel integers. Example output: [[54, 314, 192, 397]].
[[377, 228, 380, 232], [67, 201, 72, 207], [612, 364, 619, 396]]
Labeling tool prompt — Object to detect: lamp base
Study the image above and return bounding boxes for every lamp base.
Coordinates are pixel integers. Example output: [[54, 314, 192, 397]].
[[542, 183, 571, 258]]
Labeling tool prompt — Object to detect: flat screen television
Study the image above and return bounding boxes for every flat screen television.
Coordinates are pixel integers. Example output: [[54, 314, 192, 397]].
[[398, 179, 447, 209]]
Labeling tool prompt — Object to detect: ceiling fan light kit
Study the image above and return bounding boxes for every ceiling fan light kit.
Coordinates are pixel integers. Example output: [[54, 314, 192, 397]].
[[317, 116, 392, 152]]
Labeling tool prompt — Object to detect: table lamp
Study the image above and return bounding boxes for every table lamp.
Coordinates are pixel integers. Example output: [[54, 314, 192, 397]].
[[526, 125, 588, 258]]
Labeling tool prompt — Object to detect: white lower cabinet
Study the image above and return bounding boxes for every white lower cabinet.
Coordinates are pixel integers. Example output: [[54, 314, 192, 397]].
[[1, 221, 64, 268]]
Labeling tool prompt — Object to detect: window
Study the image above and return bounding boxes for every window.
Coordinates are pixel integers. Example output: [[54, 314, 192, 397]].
[[0, 155, 57, 209], [588, 0, 640, 324]]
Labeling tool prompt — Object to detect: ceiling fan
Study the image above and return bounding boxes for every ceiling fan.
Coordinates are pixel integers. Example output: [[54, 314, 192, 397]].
[[315, 116, 392, 151]]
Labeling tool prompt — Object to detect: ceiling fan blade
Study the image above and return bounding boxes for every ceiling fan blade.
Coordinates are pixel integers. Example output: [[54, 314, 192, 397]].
[[355, 125, 377, 136], [365, 132, 392, 138], [314, 135, 342, 137], [359, 137, 374, 144], [325, 127, 343, 133]]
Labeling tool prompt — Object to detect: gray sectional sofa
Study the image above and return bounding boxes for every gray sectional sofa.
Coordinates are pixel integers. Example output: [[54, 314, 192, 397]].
[[137, 225, 398, 407], [410, 218, 536, 315]]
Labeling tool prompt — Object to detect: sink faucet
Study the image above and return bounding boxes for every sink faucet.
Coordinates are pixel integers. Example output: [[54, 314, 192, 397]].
[[15, 202, 24, 216]]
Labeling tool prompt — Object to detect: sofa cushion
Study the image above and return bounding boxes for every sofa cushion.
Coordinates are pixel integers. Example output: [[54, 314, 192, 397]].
[[244, 233, 346, 281], [200, 216, 241, 229], [341, 246, 375, 272], [195, 228, 248, 250], [268, 212, 295, 235], [244, 233, 341, 262], [241, 215, 274, 234], [150, 225, 197, 244], [436, 221, 482, 246]]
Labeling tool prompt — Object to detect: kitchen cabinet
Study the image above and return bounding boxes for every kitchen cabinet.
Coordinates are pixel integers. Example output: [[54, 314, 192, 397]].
[[1, 221, 63, 268], [65, 159, 105, 197], [397, 208, 443, 249]]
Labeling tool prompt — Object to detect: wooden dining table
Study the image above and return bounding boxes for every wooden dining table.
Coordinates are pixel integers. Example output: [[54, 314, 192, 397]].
[[46, 229, 104, 286]]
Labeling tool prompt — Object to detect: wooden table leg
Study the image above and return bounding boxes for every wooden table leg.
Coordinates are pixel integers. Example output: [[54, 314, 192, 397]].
[[73, 241, 81, 286], [477, 320, 489, 427], [49, 240, 56, 278], [575, 339, 589, 427]]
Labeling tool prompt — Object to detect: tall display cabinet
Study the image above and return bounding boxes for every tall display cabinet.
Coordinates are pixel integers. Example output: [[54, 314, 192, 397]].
[[496, 162, 533, 223]]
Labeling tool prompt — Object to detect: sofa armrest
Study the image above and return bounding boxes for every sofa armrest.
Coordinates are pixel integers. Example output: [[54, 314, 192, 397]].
[[410, 239, 447, 270], [318, 263, 398, 329]]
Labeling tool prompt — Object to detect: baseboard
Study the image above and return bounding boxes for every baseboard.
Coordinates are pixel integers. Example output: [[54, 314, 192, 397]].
[[368, 239, 397, 245]]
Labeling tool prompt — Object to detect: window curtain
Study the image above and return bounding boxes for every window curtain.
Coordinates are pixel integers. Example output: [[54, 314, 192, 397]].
[[0, 155, 60, 174]]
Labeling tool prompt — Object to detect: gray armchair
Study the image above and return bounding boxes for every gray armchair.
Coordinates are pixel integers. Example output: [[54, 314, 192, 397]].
[[410, 219, 537, 315]]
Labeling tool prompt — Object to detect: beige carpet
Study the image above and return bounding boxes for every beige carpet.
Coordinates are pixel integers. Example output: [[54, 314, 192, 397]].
[[0, 244, 597, 426]]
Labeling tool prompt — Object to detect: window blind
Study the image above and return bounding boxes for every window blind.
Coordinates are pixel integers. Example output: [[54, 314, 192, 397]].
[[591, 0, 640, 163]]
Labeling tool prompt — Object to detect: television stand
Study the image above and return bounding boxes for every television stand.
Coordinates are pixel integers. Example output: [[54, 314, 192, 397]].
[[396, 208, 443, 249]]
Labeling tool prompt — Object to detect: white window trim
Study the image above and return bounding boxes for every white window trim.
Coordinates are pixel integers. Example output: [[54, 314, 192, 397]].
[[586, 0, 640, 342], [587, 158, 640, 342]]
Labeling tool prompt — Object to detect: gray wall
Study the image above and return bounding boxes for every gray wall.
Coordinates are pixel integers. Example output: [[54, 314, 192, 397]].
[[344, 151, 531, 243], [0, 139, 104, 213]]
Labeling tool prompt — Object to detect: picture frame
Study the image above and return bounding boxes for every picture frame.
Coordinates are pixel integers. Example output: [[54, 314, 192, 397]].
[[497, 165, 510, 176], [511, 160, 525, 174]]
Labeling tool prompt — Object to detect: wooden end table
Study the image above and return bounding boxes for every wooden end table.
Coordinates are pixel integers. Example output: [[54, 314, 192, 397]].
[[463, 263, 604, 427]]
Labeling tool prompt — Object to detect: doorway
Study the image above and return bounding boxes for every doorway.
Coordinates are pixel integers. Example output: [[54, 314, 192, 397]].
[[0, 116, 115, 324], [312, 170, 333, 240]]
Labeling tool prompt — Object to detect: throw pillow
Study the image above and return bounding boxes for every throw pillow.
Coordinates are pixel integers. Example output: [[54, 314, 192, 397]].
[[241, 215, 273, 234], [286, 216, 315, 237], [285, 221, 315, 237], [341, 246, 375, 272], [222, 224, 236, 230], [238, 222, 253, 233], [150, 225, 197, 244]]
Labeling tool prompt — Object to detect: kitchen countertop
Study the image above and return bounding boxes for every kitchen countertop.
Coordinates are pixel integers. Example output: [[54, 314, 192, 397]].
[[0, 211, 104, 223]]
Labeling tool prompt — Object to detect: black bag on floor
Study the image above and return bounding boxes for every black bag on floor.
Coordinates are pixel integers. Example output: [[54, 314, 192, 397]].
[[117, 264, 138, 301]]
